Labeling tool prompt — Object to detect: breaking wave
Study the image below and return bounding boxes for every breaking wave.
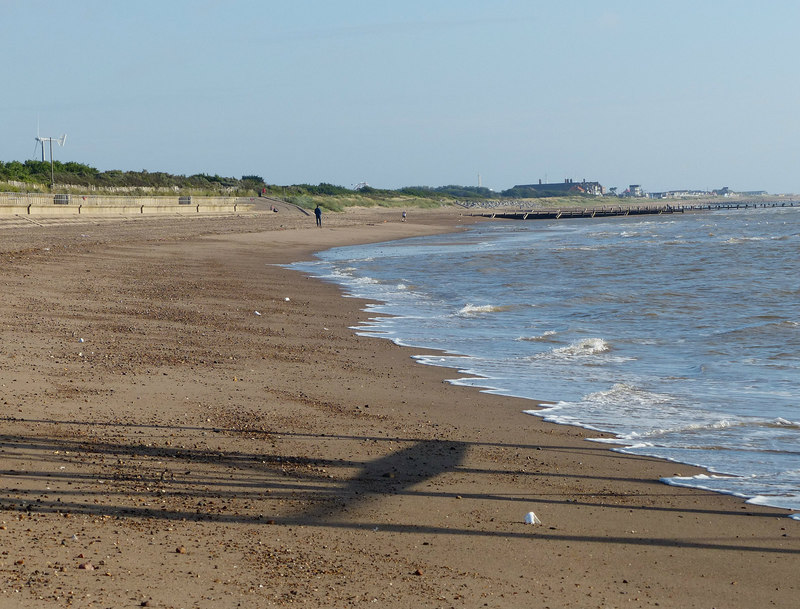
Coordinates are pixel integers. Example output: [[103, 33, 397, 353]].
[[457, 303, 512, 316]]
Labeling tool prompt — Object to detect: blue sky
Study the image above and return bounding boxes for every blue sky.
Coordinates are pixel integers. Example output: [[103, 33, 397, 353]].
[[3, 1, 800, 193]]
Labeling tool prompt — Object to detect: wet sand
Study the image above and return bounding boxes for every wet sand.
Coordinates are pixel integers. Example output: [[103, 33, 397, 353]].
[[0, 206, 798, 608]]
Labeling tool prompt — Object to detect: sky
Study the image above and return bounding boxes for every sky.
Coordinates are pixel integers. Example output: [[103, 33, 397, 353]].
[[3, 0, 800, 193]]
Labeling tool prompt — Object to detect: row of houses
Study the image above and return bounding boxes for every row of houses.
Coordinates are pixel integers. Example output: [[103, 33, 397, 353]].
[[514, 180, 647, 197], [513, 178, 604, 196], [643, 187, 767, 199], [514, 180, 766, 199]]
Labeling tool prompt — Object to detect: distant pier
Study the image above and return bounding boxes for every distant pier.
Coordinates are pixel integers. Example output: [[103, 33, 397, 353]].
[[468, 200, 799, 221]]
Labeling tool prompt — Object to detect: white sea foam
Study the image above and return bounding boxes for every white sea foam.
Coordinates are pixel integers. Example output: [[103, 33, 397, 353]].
[[724, 236, 768, 244], [769, 418, 800, 429], [457, 303, 511, 316], [516, 330, 558, 342], [663, 474, 746, 492], [621, 419, 741, 440], [557, 245, 602, 252], [664, 473, 800, 513], [550, 338, 610, 357]]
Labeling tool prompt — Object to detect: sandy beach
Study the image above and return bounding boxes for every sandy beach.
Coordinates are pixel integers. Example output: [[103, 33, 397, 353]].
[[0, 205, 797, 608]]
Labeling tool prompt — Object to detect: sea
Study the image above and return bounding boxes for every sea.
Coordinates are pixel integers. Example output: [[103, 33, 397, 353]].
[[287, 205, 800, 519]]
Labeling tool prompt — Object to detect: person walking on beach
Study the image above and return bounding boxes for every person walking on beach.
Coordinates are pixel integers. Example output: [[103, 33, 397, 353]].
[[314, 204, 322, 227], [402, 210, 407, 222]]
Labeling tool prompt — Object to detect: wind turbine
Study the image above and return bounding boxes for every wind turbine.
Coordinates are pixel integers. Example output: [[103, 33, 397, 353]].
[[33, 129, 67, 188], [33, 120, 46, 161], [32, 119, 66, 163]]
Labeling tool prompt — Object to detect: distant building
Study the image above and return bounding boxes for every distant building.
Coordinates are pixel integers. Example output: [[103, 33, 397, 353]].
[[514, 178, 604, 196], [648, 189, 712, 199], [628, 184, 644, 197]]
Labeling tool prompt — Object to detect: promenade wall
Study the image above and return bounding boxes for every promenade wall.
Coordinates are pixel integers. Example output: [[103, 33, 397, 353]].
[[0, 193, 251, 216]]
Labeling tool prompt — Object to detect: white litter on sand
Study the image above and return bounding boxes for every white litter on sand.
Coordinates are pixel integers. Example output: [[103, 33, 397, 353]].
[[524, 511, 541, 525]]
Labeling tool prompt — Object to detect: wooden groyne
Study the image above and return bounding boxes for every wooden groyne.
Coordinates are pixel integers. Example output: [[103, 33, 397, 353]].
[[472, 205, 680, 220], [468, 200, 799, 220]]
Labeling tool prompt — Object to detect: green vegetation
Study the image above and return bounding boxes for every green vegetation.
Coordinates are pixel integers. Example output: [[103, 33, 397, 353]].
[[398, 185, 495, 199], [502, 185, 585, 198], [0, 159, 602, 210], [0, 160, 264, 195]]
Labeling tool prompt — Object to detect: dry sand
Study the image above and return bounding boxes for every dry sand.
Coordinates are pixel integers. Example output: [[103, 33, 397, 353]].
[[0, 206, 797, 608]]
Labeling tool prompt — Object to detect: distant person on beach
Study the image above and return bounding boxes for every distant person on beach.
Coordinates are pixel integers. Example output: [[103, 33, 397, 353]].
[[402, 210, 407, 222], [314, 205, 322, 227]]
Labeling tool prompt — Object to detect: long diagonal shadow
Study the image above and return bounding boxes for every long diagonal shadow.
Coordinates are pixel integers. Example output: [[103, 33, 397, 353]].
[[287, 439, 469, 523], [273, 440, 800, 556], [1, 429, 798, 556]]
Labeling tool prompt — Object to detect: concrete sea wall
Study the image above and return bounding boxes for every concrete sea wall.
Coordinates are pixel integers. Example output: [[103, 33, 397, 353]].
[[0, 193, 251, 216]]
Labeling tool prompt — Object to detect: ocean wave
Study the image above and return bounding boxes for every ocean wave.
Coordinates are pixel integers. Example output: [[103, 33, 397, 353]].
[[712, 319, 800, 339], [622, 418, 743, 440], [600, 414, 800, 448], [668, 473, 742, 482], [456, 303, 512, 316], [723, 236, 770, 244], [584, 382, 674, 407], [328, 267, 379, 284], [661, 474, 748, 495], [556, 245, 602, 252], [582, 384, 800, 434], [665, 473, 800, 514], [516, 330, 558, 342], [769, 418, 800, 429], [551, 337, 610, 357]]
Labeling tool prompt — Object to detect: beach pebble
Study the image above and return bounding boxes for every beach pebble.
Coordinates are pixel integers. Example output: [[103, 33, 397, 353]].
[[524, 511, 542, 525], [284, 297, 290, 301], [254, 311, 261, 316]]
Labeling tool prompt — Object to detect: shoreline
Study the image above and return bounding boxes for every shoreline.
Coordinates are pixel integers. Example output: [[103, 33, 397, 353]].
[[1, 207, 798, 608]]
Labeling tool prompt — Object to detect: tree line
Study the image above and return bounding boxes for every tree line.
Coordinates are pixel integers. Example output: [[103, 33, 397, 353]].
[[0, 160, 266, 193], [0, 159, 581, 201]]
